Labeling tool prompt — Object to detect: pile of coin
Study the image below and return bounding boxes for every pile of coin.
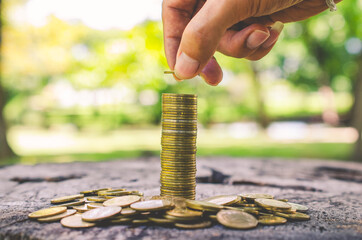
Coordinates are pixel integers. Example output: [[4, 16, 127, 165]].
[[160, 93, 197, 200], [28, 189, 310, 230]]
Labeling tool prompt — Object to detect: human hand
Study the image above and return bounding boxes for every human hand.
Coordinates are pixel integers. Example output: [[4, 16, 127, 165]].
[[162, 0, 341, 86]]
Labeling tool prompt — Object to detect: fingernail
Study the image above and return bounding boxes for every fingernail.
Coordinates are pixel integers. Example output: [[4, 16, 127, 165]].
[[262, 21, 284, 49], [246, 30, 270, 50], [174, 52, 200, 79]]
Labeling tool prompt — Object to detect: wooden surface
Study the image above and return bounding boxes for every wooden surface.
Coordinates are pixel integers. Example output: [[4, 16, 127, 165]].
[[0, 157, 361, 240]]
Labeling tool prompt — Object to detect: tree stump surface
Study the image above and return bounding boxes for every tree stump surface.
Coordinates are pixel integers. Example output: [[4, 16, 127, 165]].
[[0, 157, 361, 240]]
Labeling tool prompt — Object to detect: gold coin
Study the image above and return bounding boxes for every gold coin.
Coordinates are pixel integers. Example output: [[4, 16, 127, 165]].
[[37, 209, 77, 222], [132, 219, 150, 224], [160, 186, 196, 190], [28, 207, 67, 219], [255, 198, 291, 211], [222, 206, 260, 215], [203, 195, 241, 206], [162, 119, 197, 123], [161, 132, 197, 137], [121, 207, 138, 216], [61, 214, 96, 228], [73, 205, 89, 213], [82, 206, 122, 222], [161, 142, 196, 147], [80, 188, 111, 195], [161, 140, 196, 145], [162, 106, 197, 110], [161, 161, 196, 165], [161, 156, 196, 161], [98, 190, 134, 196], [162, 111, 196, 115], [103, 195, 141, 207], [161, 169, 197, 173], [217, 210, 258, 229], [175, 221, 212, 229], [86, 197, 107, 202], [186, 200, 223, 212], [50, 199, 85, 208], [258, 216, 287, 225], [162, 130, 197, 135], [130, 200, 173, 211], [166, 208, 202, 218], [87, 202, 104, 209], [240, 193, 274, 201], [51, 194, 84, 204], [162, 94, 197, 99], [287, 202, 308, 212], [162, 111, 197, 116], [102, 190, 143, 196], [148, 216, 174, 224], [161, 137, 197, 142], [275, 212, 310, 220], [160, 191, 196, 195], [106, 188, 127, 192], [161, 171, 196, 175], [109, 217, 133, 224], [164, 214, 200, 222], [236, 203, 256, 207]]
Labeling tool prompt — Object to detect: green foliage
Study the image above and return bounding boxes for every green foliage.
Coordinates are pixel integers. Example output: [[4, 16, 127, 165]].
[[2, 0, 360, 129]]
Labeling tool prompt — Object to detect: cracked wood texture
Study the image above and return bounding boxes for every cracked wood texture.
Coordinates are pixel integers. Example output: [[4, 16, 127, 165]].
[[0, 157, 361, 240]]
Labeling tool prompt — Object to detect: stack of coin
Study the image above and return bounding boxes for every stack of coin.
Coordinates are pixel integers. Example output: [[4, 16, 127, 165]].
[[160, 93, 197, 200]]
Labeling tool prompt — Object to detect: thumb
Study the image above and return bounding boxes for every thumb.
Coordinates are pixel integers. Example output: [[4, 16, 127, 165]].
[[174, 0, 241, 80]]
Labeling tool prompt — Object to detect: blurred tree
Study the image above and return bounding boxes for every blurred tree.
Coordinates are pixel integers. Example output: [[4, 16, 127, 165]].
[[0, 0, 15, 159], [351, 56, 362, 161]]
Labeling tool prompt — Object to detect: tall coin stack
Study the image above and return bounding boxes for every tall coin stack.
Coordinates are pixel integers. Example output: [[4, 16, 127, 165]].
[[160, 93, 197, 200]]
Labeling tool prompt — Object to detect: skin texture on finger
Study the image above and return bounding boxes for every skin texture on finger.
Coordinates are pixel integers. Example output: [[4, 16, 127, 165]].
[[244, 0, 344, 26], [176, 0, 243, 79], [244, 0, 304, 18], [217, 24, 270, 59], [246, 22, 284, 61], [162, 0, 198, 69], [200, 57, 223, 86]]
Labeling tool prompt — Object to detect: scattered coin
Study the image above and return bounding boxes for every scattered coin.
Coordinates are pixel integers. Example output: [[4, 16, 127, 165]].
[[217, 210, 258, 229], [175, 220, 212, 229], [50, 199, 85, 208], [148, 216, 174, 224], [255, 198, 292, 211], [287, 202, 309, 212], [275, 212, 311, 220], [72, 205, 89, 213], [258, 216, 287, 225], [37, 209, 77, 222], [121, 207, 138, 216], [241, 193, 274, 201], [186, 200, 223, 212], [80, 188, 111, 195], [28, 207, 67, 219], [82, 206, 122, 222], [86, 197, 107, 202], [204, 195, 241, 206], [61, 214, 96, 228], [103, 195, 141, 207], [87, 202, 104, 209], [51, 194, 84, 204], [130, 200, 173, 211]]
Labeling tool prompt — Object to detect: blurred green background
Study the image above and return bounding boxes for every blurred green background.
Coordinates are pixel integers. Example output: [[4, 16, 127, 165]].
[[0, 0, 361, 164]]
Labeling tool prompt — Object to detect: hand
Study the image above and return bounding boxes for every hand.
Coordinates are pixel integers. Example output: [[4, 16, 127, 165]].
[[162, 0, 341, 86]]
